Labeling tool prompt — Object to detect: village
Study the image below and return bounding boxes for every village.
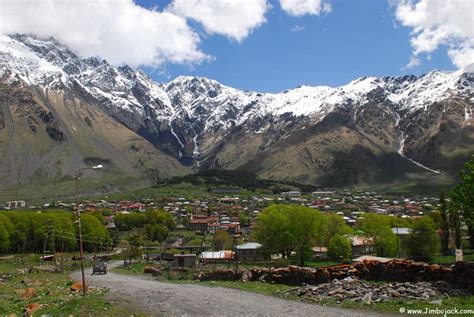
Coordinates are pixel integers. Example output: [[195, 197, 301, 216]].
[[1, 189, 449, 266], [1, 182, 473, 316]]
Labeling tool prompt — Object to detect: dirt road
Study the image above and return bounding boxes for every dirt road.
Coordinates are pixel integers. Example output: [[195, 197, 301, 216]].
[[72, 261, 390, 316]]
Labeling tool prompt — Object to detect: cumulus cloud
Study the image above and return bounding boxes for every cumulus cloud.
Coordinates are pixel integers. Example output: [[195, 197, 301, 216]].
[[280, 0, 332, 17], [167, 0, 270, 42], [394, 0, 474, 68], [0, 0, 209, 67]]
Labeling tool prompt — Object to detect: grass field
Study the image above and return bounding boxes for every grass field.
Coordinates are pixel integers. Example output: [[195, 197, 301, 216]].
[[0, 255, 140, 316]]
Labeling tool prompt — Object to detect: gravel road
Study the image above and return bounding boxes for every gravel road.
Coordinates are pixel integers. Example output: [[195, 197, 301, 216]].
[[71, 261, 391, 316]]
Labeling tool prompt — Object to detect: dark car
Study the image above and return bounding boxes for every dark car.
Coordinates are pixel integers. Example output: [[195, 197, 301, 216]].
[[92, 261, 107, 275]]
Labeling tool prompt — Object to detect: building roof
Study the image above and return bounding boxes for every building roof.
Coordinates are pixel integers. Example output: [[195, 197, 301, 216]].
[[236, 242, 262, 250], [352, 255, 395, 263], [174, 254, 197, 258], [391, 227, 412, 235], [201, 251, 234, 259]]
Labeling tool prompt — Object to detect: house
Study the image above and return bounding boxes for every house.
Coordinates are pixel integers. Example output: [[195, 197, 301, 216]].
[[174, 253, 196, 268], [312, 246, 328, 259], [351, 236, 374, 257], [281, 191, 301, 199], [219, 197, 240, 205], [200, 250, 234, 264], [235, 242, 268, 262], [187, 219, 208, 232], [312, 191, 335, 198], [4, 200, 26, 209]]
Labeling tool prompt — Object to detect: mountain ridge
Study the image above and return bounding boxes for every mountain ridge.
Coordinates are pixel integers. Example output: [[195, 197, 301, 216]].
[[0, 33, 472, 190]]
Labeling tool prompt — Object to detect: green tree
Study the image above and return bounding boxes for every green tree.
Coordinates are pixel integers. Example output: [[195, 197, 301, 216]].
[[439, 190, 451, 255], [359, 213, 397, 257], [145, 223, 169, 242], [254, 205, 293, 258], [0, 214, 13, 251], [405, 217, 439, 262], [254, 204, 326, 266], [125, 233, 143, 264], [323, 214, 352, 246], [145, 210, 175, 230], [81, 214, 110, 252], [327, 234, 352, 262], [213, 230, 233, 250], [238, 213, 249, 226], [450, 157, 474, 249]]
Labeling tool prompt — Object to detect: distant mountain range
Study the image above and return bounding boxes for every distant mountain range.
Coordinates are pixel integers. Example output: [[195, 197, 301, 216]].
[[0, 34, 473, 191]]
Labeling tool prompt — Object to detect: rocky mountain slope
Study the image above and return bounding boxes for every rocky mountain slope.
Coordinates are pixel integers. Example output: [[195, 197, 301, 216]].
[[0, 34, 472, 189]]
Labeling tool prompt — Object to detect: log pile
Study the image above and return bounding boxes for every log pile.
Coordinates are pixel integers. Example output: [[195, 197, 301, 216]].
[[193, 260, 474, 291]]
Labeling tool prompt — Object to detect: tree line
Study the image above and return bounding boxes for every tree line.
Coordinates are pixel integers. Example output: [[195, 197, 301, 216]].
[[0, 210, 110, 253]]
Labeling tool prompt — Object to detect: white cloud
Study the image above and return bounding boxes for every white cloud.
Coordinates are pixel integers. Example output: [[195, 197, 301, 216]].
[[291, 25, 305, 32], [394, 0, 474, 68], [280, 0, 332, 17], [405, 55, 421, 69], [167, 0, 270, 42], [0, 0, 209, 67]]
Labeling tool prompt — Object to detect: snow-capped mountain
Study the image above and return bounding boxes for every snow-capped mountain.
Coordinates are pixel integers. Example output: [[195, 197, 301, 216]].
[[0, 34, 473, 188]]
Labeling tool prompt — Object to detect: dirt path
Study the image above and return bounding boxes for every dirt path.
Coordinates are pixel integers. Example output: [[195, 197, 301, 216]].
[[72, 261, 390, 317]]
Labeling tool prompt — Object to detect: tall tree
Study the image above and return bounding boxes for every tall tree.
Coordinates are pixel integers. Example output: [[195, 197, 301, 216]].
[[359, 213, 397, 257], [450, 157, 474, 249], [405, 217, 439, 262], [439, 190, 450, 255], [322, 214, 352, 247], [254, 204, 326, 266], [0, 214, 13, 251], [327, 234, 352, 262], [212, 230, 233, 251]]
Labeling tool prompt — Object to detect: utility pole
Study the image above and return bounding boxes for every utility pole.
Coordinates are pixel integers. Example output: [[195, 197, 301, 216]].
[[396, 226, 401, 259], [75, 170, 87, 296], [60, 231, 65, 272], [42, 224, 51, 261], [74, 164, 104, 296], [51, 226, 57, 272], [233, 236, 238, 270]]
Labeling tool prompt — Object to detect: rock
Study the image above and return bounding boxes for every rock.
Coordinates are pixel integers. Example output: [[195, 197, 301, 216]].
[[25, 303, 41, 316], [328, 287, 344, 295], [429, 299, 443, 305], [387, 289, 402, 297], [15, 288, 37, 300], [362, 292, 373, 305], [70, 282, 86, 292]]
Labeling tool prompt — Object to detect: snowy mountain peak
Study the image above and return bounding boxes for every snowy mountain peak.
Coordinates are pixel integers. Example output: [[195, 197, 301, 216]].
[[0, 34, 472, 181]]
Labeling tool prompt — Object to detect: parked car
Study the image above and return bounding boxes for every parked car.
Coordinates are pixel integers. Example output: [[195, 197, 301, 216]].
[[92, 261, 107, 275]]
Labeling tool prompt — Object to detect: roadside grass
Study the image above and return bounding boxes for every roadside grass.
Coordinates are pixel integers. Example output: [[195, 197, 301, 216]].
[[0, 256, 140, 316], [335, 295, 474, 315], [113, 262, 146, 275], [431, 250, 474, 264]]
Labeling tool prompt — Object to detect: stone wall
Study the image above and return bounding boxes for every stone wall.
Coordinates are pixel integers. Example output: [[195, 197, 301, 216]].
[[193, 260, 474, 291]]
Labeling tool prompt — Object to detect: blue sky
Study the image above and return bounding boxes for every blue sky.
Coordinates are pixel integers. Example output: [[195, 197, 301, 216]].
[[136, 0, 456, 93], [5, 0, 469, 93]]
